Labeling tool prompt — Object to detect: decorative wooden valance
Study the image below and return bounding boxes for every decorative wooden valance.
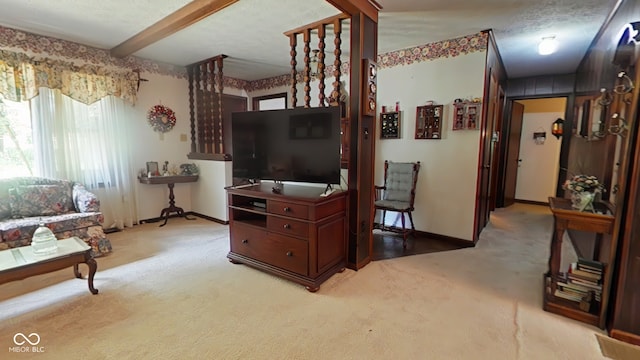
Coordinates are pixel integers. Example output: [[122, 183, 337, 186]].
[[284, 14, 349, 108], [186, 54, 229, 160]]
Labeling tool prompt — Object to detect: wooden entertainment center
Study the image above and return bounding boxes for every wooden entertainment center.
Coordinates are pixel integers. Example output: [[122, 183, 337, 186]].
[[226, 183, 347, 292]]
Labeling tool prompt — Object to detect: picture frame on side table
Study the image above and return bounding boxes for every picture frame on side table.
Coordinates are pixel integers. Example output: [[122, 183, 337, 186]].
[[146, 161, 159, 176]]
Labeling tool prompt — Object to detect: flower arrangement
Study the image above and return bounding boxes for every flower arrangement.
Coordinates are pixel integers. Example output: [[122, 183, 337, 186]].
[[147, 105, 176, 133], [563, 175, 604, 193]]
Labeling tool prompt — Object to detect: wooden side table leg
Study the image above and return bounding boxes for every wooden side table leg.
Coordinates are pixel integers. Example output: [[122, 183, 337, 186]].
[[86, 258, 99, 295], [548, 218, 566, 294]]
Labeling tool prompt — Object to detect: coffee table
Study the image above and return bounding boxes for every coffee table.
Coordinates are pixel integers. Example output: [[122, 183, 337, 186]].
[[0, 237, 98, 294]]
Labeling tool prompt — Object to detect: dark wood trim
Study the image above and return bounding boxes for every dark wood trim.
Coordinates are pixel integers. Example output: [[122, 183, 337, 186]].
[[139, 212, 228, 225], [110, 0, 239, 58], [188, 212, 229, 225], [345, 12, 377, 270], [283, 13, 349, 36], [610, 54, 640, 343], [609, 329, 640, 347], [252, 92, 287, 111], [325, 0, 381, 22], [475, 29, 507, 242], [514, 199, 549, 207], [373, 225, 476, 249]]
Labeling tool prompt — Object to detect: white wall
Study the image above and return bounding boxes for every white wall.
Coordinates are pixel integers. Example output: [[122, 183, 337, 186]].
[[375, 52, 486, 241], [191, 160, 233, 221], [514, 102, 564, 202], [133, 73, 249, 222], [132, 73, 193, 221]]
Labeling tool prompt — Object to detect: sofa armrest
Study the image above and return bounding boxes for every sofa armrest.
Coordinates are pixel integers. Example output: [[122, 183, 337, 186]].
[[72, 183, 101, 213]]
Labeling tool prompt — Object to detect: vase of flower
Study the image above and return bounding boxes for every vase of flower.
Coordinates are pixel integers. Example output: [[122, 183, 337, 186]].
[[570, 191, 595, 211], [563, 174, 604, 212]]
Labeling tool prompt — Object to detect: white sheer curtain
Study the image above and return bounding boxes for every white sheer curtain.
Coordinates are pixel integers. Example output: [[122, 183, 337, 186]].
[[32, 88, 137, 229]]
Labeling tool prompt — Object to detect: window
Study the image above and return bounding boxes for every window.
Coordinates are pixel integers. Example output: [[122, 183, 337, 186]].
[[252, 93, 287, 111], [0, 98, 33, 178]]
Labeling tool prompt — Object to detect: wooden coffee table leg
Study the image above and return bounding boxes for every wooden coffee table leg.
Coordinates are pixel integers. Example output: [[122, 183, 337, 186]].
[[73, 263, 82, 278], [85, 258, 99, 294]]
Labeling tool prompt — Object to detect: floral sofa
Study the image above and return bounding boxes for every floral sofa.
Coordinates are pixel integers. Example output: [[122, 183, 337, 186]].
[[0, 177, 112, 257]]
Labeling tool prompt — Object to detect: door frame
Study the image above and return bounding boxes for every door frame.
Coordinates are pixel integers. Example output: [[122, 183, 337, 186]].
[[495, 94, 575, 208]]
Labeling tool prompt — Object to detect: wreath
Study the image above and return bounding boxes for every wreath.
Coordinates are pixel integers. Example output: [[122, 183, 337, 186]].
[[147, 104, 176, 133]]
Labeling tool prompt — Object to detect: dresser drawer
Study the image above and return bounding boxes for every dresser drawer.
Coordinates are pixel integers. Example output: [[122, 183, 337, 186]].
[[263, 233, 308, 275], [268, 200, 309, 220], [267, 217, 309, 238], [230, 224, 268, 259], [230, 224, 308, 276]]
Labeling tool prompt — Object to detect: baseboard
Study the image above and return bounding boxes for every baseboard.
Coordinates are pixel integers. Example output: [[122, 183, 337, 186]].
[[188, 212, 229, 225], [415, 230, 475, 248], [610, 329, 640, 347], [373, 223, 474, 248], [139, 212, 228, 225], [515, 199, 549, 206]]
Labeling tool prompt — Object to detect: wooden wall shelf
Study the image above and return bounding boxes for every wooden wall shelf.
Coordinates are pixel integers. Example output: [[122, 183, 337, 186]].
[[415, 105, 443, 139], [452, 101, 481, 130]]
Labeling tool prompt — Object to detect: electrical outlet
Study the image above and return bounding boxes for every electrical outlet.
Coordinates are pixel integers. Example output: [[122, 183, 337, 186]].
[[180, 133, 187, 142]]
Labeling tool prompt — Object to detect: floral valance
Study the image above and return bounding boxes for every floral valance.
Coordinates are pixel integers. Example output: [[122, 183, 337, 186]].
[[0, 50, 139, 105]]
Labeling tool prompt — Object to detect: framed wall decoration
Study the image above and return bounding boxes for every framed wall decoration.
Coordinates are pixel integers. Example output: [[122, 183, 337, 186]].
[[362, 58, 377, 116], [147, 104, 177, 133], [380, 111, 400, 139], [415, 105, 443, 139]]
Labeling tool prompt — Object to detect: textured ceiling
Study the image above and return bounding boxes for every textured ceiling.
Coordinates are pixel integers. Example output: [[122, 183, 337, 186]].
[[0, 0, 619, 80]]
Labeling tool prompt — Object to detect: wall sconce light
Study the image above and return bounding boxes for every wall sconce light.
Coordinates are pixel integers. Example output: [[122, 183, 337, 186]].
[[609, 112, 628, 137], [538, 36, 559, 55], [551, 118, 564, 139], [533, 131, 547, 145], [614, 71, 635, 94], [309, 49, 319, 76]]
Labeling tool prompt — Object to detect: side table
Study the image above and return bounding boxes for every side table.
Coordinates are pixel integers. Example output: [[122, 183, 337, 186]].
[[138, 175, 199, 227]]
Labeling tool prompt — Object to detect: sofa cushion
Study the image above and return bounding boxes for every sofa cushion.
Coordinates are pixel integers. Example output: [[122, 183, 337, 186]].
[[0, 214, 111, 257], [72, 183, 100, 213], [0, 212, 104, 243], [8, 184, 73, 218]]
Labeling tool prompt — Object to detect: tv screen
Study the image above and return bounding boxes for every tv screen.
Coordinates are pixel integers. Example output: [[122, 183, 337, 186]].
[[231, 106, 341, 185]]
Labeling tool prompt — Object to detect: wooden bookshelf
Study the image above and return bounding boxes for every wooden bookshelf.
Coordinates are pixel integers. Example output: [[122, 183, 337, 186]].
[[543, 197, 615, 329]]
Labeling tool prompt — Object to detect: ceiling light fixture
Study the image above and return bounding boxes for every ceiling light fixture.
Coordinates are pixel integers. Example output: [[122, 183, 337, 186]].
[[538, 36, 559, 56]]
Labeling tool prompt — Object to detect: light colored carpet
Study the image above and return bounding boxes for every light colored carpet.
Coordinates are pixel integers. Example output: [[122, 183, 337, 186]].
[[596, 333, 640, 360], [0, 204, 618, 359]]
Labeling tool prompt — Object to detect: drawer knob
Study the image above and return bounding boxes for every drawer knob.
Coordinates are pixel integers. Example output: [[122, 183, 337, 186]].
[[283, 207, 291, 212], [283, 224, 291, 229], [242, 239, 248, 244], [286, 251, 293, 257]]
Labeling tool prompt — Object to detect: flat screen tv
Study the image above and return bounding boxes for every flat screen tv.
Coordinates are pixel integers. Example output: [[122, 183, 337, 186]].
[[231, 106, 341, 185]]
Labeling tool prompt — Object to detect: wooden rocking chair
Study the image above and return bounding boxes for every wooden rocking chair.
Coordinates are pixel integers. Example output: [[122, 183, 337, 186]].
[[374, 160, 421, 248]]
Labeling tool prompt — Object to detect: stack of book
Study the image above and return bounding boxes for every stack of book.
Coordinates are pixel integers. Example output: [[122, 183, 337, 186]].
[[554, 258, 604, 308]]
